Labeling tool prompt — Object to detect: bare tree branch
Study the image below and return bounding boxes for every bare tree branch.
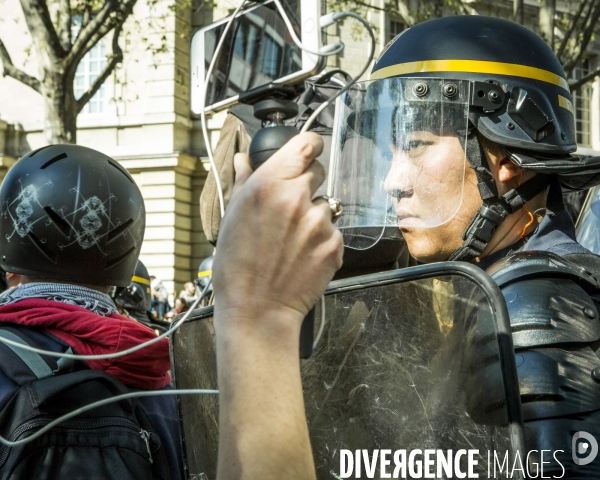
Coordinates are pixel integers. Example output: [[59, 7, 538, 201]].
[[69, 0, 117, 65], [569, 65, 600, 91], [76, 24, 123, 114], [19, 0, 65, 59], [350, 0, 386, 12], [556, 0, 588, 60], [514, 0, 524, 24], [563, 1, 600, 73], [0, 38, 41, 93], [392, 0, 415, 26], [82, 3, 92, 29], [57, 0, 72, 51]]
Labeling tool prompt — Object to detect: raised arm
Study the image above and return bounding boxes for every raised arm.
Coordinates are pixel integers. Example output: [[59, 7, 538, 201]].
[[213, 132, 343, 480]]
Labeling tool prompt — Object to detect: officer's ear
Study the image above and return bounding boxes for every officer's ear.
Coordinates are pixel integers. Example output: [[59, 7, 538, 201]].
[[479, 137, 522, 185], [496, 158, 522, 183], [5, 272, 23, 288]]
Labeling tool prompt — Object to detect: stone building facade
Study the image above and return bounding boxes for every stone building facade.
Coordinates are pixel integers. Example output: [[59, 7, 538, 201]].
[[0, 0, 214, 297], [1, 0, 599, 297]]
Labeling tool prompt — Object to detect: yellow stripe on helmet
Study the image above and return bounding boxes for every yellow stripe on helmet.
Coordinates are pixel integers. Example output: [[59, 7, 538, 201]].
[[132, 275, 151, 286], [198, 270, 212, 278], [370, 59, 570, 92]]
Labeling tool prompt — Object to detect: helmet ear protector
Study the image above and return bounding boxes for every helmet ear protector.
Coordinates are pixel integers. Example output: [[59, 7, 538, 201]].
[[470, 81, 556, 145]]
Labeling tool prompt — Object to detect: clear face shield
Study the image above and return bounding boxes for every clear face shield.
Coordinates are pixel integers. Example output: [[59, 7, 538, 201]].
[[329, 78, 471, 250]]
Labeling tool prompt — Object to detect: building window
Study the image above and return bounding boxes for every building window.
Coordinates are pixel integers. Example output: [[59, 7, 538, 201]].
[[571, 59, 592, 148], [75, 42, 108, 114], [389, 20, 405, 42], [72, 16, 109, 115]]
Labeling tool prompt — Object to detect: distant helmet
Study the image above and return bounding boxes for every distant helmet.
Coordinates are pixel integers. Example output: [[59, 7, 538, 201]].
[[0, 145, 145, 286], [195, 256, 213, 291], [330, 16, 600, 261], [113, 260, 152, 312]]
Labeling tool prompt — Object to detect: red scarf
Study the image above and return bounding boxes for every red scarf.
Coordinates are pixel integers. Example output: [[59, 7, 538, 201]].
[[0, 298, 171, 389]]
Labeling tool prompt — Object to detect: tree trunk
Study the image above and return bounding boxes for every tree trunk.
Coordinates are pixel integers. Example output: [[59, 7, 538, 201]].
[[514, 0, 524, 24], [539, 0, 556, 47], [41, 69, 78, 144]]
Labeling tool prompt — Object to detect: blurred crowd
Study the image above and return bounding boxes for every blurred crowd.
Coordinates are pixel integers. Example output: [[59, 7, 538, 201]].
[[146, 255, 214, 322]]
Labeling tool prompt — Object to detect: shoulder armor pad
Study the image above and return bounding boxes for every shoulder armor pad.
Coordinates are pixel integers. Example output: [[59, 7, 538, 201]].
[[487, 250, 598, 290], [517, 347, 600, 419], [563, 252, 600, 282], [487, 251, 600, 348]]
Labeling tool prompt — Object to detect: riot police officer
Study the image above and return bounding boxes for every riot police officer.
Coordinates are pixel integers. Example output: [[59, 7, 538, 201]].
[[112, 259, 171, 332], [329, 14, 600, 478], [171, 12, 600, 480], [195, 255, 213, 307], [214, 14, 600, 480]]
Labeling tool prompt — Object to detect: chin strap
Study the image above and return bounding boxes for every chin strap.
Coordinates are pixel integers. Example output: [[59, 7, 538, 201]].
[[448, 133, 550, 262]]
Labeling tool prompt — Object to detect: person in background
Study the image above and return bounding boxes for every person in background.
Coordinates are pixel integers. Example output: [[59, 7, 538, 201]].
[[112, 260, 171, 334], [150, 275, 170, 319], [178, 281, 198, 308], [165, 297, 189, 320], [195, 255, 214, 307]]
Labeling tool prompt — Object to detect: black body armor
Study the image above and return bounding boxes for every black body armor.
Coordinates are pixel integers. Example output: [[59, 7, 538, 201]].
[[488, 251, 600, 478]]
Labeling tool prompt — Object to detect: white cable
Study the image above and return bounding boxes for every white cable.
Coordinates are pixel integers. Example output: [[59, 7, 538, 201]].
[[0, 280, 212, 361], [299, 13, 374, 349], [201, 0, 250, 218], [312, 294, 326, 350], [0, 388, 219, 447], [273, 0, 343, 56], [301, 12, 376, 134], [204, 1, 352, 219], [197, 9, 374, 355]]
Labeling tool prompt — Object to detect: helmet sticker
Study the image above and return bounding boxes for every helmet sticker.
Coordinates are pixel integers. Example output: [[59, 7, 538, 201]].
[[3, 181, 53, 240], [71, 194, 108, 250], [3, 181, 142, 254]]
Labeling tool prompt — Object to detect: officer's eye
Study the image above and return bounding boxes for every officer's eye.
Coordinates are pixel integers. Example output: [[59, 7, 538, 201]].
[[404, 139, 432, 151]]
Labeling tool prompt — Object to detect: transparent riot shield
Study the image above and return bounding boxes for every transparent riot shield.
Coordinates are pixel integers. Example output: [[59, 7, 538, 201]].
[[576, 184, 600, 253], [171, 263, 525, 480]]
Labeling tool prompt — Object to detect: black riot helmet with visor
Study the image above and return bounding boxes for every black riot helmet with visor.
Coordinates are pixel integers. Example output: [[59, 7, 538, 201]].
[[112, 260, 153, 313], [330, 15, 600, 260], [195, 256, 214, 292]]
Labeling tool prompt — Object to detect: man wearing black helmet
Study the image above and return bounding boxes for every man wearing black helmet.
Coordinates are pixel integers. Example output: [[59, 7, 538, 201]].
[[0, 145, 183, 479], [357, 15, 596, 265], [111, 260, 153, 322]]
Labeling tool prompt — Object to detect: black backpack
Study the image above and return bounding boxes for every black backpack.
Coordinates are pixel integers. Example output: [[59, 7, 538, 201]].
[[0, 327, 171, 480]]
